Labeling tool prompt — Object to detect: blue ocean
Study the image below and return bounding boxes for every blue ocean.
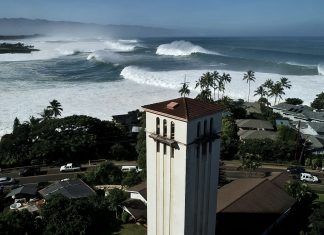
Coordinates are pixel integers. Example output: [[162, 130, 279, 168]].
[[1, 36, 324, 135]]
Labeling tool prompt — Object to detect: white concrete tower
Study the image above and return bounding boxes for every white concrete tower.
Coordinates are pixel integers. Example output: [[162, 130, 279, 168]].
[[143, 97, 223, 235]]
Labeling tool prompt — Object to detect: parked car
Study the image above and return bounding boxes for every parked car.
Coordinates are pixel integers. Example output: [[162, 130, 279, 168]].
[[60, 163, 81, 172], [0, 177, 16, 186], [18, 166, 40, 177], [300, 173, 319, 183], [121, 165, 142, 173], [287, 166, 305, 174]]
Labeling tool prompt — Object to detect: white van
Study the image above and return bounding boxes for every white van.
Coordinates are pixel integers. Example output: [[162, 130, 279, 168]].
[[121, 165, 142, 173], [300, 173, 319, 183]]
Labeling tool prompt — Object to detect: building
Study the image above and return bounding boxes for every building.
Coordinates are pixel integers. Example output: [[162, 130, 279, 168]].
[[271, 103, 324, 123], [236, 119, 276, 140], [143, 97, 223, 235], [39, 179, 96, 199], [120, 182, 147, 222], [216, 177, 296, 235]]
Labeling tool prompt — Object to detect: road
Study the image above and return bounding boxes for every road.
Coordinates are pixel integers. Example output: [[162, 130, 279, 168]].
[[0, 160, 137, 184]]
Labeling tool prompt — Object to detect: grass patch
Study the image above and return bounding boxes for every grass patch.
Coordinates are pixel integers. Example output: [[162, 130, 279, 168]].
[[113, 224, 146, 235], [317, 194, 324, 202]]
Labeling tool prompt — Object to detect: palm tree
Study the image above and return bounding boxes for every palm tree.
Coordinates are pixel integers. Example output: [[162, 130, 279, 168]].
[[243, 70, 256, 102], [179, 82, 190, 97], [195, 72, 213, 102], [254, 85, 267, 99], [47, 99, 63, 118], [280, 77, 291, 90], [269, 82, 285, 105], [262, 79, 274, 100], [211, 71, 220, 100], [220, 73, 231, 98], [40, 108, 53, 121]]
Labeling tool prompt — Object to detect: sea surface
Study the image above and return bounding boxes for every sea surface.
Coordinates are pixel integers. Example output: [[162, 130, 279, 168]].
[[1, 36, 324, 136]]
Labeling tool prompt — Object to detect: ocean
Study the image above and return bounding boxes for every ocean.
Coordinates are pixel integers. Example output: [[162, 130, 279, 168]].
[[1, 36, 324, 136]]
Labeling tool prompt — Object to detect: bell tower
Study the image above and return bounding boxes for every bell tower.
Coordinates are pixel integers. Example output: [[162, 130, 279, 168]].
[[143, 97, 223, 235]]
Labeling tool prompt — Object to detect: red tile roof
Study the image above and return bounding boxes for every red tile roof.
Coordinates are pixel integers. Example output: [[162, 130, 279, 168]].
[[142, 97, 223, 121]]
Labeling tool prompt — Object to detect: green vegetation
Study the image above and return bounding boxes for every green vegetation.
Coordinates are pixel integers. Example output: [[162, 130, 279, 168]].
[[136, 112, 146, 179], [242, 70, 256, 102], [285, 97, 303, 105], [0, 100, 136, 167], [221, 117, 239, 160], [114, 224, 146, 235], [240, 153, 262, 175], [311, 92, 324, 111], [0, 42, 39, 54]]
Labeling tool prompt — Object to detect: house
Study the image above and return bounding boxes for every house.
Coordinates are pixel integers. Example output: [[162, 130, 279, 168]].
[[236, 119, 274, 131], [39, 179, 96, 199], [6, 184, 38, 200], [236, 119, 276, 140], [120, 182, 147, 222], [272, 103, 324, 123], [112, 110, 141, 133], [303, 134, 324, 155], [216, 178, 296, 235]]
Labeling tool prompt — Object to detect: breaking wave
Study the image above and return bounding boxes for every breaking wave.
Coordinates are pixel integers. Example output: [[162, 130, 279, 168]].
[[156, 40, 220, 56], [318, 64, 324, 75], [105, 40, 139, 52]]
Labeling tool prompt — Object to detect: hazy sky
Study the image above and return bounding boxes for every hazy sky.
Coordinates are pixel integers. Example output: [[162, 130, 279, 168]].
[[1, 0, 324, 36]]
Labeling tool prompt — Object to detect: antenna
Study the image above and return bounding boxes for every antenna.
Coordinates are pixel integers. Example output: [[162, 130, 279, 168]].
[[179, 75, 190, 97]]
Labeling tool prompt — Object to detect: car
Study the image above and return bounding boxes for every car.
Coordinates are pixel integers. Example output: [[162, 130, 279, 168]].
[[121, 165, 143, 173], [18, 166, 40, 177], [0, 177, 16, 186], [300, 173, 319, 183], [287, 166, 305, 174], [60, 163, 81, 172]]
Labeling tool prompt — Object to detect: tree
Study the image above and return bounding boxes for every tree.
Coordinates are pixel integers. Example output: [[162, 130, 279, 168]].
[[284, 180, 317, 203], [40, 108, 53, 121], [122, 170, 142, 187], [280, 77, 291, 90], [311, 92, 324, 111], [220, 72, 231, 98], [242, 70, 256, 102], [12, 117, 20, 133], [221, 117, 239, 160], [285, 98, 303, 105], [262, 79, 274, 100], [83, 161, 123, 185], [211, 70, 220, 100], [240, 153, 262, 175], [178, 81, 190, 97], [254, 85, 267, 99], [195, 72, 213, 102], [269, 81, 285, 105], [309, 203, 324, 235], [136, 112, 146, 178], [105, 188, 128, 217], [47, 99, 63, 118]]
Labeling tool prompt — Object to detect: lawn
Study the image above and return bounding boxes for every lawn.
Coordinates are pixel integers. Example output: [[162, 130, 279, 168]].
[[317, 194, 324, 202], [114, 224, 146, 235]]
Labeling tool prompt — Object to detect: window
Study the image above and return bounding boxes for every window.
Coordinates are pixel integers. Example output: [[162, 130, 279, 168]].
[[163, 144, 167, 155], [163, 119, 167, 137], [197, 122, 201, 137], [210, 118, 213, 134], [171, 122, 175, 139], [156, 117, 160, 135], [204, 120, 207, 136], [157, 141, 160, 152]]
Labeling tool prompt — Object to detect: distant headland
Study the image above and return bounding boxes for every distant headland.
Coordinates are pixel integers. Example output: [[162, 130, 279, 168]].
[[0, 42, 39, 54]]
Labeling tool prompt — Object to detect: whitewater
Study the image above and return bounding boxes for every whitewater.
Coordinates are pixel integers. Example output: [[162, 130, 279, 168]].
[[1, 36, 324, 136]]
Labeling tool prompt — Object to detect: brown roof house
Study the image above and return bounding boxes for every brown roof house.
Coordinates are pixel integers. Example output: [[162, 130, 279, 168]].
[[236, 119, 277, 140], [216, 178, 296, 235], [120, 182, 147, 222]]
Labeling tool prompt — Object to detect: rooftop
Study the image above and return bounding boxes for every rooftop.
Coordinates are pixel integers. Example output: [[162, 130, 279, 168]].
[[142, 97, 223, 122], [6, 184, 38, 198], [39, 179, 96, 199], [126, 182, 147, 200], [217, 178, 295, 214], [236, 119, 274, 130], [238, 129, 278, 140]]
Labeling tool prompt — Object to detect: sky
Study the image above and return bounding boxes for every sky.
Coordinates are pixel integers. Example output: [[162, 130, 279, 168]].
[[1, 0, 324, 36]]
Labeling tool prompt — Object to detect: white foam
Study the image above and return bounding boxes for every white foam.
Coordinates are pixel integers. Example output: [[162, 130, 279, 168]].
[[121, 66, 324, 105], [104, 40, 138, 52], [0, 79, 179, 137], [118, 39, 139, 44], [156, 40, 219, 56], [318, 64, 324, 75], [285, 61, 317, 68]]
